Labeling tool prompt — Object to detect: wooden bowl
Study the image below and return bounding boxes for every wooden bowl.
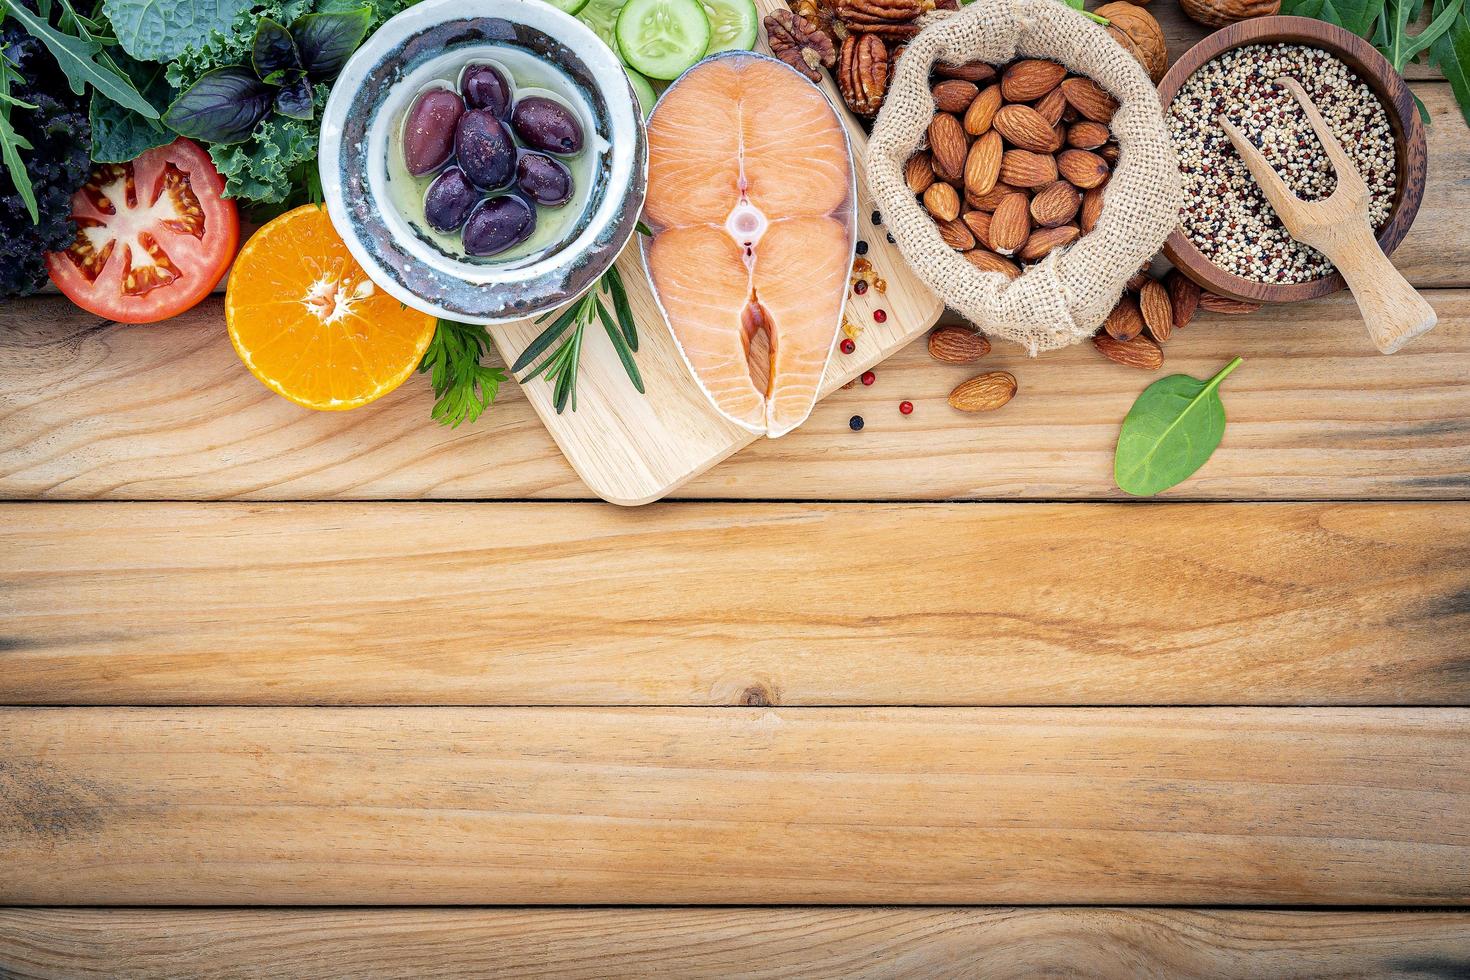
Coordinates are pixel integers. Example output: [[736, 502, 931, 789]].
[[1157, 16, 1427, 304]]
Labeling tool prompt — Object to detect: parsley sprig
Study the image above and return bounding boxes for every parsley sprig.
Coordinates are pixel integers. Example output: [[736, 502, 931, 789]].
[[418, 319, 507, 428], [512, 267, 644, 414]]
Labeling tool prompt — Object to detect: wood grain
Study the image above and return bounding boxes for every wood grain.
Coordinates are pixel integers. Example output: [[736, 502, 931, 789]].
[[4, 283, 1469, 502], [3, 908, 1469, 979], [2, 706, 1466, 905], [3, 502, 1468, 706]]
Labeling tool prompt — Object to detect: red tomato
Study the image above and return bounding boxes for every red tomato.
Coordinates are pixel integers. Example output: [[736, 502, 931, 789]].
[[46, 138, 239, 324]]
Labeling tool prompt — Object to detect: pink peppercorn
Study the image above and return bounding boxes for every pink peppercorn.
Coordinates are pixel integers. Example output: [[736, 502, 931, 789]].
[[873, 309, 887, 323], [861, 370, 875, 386], [899, 400, 914, 415], [840, 338, 856, 354]]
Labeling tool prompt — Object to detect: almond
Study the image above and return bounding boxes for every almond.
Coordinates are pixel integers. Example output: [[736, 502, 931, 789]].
[[1029, 180, 1080, 227], [1126, 265, 1152, 292], [1080, 187, 1105, 232], [1018, 224, 1079, 262], [963, 83, 1004, 136], [949, 371, 1018, 412], [936, 60, 997, 83], [1058, 148, 1109, 190], [905, 152, 935, 194], [967, 181, 1019, 211], [962, 248, 1022, 279], [988, 192, 1031, 255], [962, 210, 992, 249], [1067, 120, 1110, 150], [1033, 86, 1067, 127], [1139, 278, 1174, 343], [928, 112, 968, 182], [993, 104, 1059, 153], [933, 79, 980, 114], [923, 181, 961, 222], [999, 148, 1057, 188], [1099, 142, 1121, 164], [928, 325, 991, 363], [1059, 76, 1118, 123], [1103, 295, 1145, 341], [1199, 291, 1262, 314], [937, 216, 976, 251], [1165, 269, 1200, 328], [1093, 332, 1164, 370], [963, 130, 1003, 199], [1000, 59, 1066, 102]]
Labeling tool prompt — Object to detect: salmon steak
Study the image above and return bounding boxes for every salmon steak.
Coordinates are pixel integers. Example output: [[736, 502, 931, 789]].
[[641, 51, 855, 438]]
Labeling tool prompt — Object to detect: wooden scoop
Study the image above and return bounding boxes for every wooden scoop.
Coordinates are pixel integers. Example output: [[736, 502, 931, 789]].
[[1217, 77, 1436, 354]]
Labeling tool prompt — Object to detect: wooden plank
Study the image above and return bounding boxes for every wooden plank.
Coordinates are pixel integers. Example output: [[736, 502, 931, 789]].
[[3, 502, 1468, 706], [3, 909, 1468, 979], [1, 707, 1466, 905], [4, 284, 1469, 502]]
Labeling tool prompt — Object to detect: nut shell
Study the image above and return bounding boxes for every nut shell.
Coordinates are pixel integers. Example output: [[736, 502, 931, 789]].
[[1096, 2, 1168, 82], [1180, 0, 1280, 27]]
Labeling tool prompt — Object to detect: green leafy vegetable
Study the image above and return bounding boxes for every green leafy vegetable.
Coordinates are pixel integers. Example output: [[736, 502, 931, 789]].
[[1283, 0, 1468, 125], [513, 271, 645, 414], [1114, 357, 1242, 497], [418, 319, 508, 428], [102, 0, 252, 62], [3, 0, 159, 116], [291, 8, 371, 76], [87, 52, 172, 162]]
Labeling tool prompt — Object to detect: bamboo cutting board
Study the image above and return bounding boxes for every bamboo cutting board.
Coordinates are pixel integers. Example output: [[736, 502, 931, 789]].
[[490, 7, 945, 505]]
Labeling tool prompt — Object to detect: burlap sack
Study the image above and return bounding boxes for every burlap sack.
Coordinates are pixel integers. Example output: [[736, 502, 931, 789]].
[[868, 0, 1182, 354]]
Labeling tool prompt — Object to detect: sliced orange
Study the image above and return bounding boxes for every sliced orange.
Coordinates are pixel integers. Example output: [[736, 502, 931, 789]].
[[225, 205, 436, 411]]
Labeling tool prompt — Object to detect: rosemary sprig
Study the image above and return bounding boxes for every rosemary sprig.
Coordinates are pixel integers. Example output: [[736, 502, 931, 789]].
[[512, 268, 644, 414]]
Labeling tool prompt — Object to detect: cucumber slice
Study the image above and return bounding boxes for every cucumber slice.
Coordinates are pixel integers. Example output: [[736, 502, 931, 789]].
[[542, 0, 591, 14], [700, 0, 756, 54], [625, 68, 658, 118], [615, 0, 711, 80], [578, 0, 628, 52]]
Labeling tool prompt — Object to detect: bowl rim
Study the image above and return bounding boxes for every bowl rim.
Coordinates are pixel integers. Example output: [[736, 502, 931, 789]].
[[1156, 15, 1427, 304], [318, 0, 647, 324]]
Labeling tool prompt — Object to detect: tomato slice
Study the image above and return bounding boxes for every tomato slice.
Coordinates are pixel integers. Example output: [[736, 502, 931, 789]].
[[45, 138, 239, 324]]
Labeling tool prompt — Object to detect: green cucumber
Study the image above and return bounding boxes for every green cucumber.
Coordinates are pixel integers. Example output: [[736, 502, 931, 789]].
[[578, 0, 629, 52], [625, 68, 658, 118], [699, 0, 757, 54], [542, 0, 591, 14], [615, 0, 711, 80]]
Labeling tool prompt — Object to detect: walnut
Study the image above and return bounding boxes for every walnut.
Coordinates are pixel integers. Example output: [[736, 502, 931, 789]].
[[766, 9, 836, 82], [1096, 2, 1167, 82], [838, 32, 889, 117]]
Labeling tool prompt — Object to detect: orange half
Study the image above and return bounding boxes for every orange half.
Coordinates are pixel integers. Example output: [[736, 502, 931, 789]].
[[225, 205, 436, 411]]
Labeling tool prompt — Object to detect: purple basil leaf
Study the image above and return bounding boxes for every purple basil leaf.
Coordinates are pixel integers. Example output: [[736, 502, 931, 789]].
[[292, 8, 372, 79], [252, 19, 301, 80], [274, 75, 315, 120], [162, 66, 274, 144]]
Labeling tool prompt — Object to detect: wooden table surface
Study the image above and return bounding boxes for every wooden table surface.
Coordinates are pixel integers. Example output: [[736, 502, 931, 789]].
[[3, 7, 1469, 977]]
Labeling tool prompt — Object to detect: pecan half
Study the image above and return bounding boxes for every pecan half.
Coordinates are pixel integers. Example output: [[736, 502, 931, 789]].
[[837, 33, 889, 117], [765, 9, 836, 81], [790, 0, 845, 45], [837, 0, 929, 36]]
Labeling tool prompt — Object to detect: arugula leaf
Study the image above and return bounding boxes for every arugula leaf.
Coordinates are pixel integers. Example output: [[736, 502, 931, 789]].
[[418, 319, 507, 427], [292, 8, 371, 78], [1114, 357, 1242, 497], [103, 0, 253, 62], [164, 66, 274, 144], [1431, 4, 1470, 126], [0, 49, 38, 223], [3, 0, 159, 117]]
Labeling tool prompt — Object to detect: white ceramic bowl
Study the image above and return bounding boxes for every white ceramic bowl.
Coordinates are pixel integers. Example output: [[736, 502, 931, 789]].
[[319, 0, 647, 323]]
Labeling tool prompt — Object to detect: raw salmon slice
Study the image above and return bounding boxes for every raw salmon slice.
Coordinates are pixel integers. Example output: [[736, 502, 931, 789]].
[[642, 51, 855, 438]]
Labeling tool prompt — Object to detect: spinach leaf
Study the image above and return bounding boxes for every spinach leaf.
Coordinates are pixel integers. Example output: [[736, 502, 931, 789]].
[[1114, 357, 1243, 497], [3, 0, 159, 117], [292, 8, 371, 78], [103, 0, 252, 62], [163, 66, 273, 144], [1431, 3, 1470, 126]]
